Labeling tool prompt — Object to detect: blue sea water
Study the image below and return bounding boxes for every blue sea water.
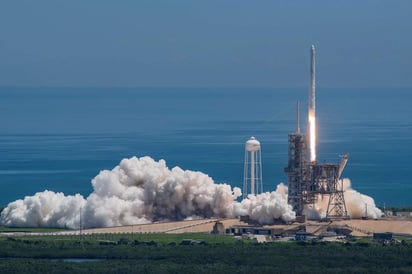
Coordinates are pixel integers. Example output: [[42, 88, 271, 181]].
[[0, 87, 410, 206]]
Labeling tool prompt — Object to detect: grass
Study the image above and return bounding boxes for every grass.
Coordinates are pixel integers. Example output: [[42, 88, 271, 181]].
[[0, 231, 244, 244], [0, 238, 412, 273], [0, 227, 68, 233], [2, 228, 412, 273]]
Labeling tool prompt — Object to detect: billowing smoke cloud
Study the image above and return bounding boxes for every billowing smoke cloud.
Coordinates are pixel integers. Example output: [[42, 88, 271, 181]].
[[0, 156, 294, 229], [83, 156, 242, 227], [0, 156, 382, 228], [0, 191, 85, 229], [232, 189, 295, 224], [303, 178, 382, 219], [342, 179, 383, 219]]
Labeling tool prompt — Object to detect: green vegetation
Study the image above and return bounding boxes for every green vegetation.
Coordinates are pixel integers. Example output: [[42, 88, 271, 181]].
[[0, 233, 412, 273], [0, 227, 66, 233]]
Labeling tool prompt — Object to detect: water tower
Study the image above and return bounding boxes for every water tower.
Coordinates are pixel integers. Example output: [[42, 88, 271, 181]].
[[243, 137, 263, 199]]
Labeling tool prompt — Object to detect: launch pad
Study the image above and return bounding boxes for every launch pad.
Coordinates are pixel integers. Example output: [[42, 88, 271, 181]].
[[285, 46, 349, 220], [284, 131, 349, 219]]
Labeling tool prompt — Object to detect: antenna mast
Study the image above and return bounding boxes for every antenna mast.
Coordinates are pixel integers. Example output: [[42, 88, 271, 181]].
[[296, 101, 300, 134]]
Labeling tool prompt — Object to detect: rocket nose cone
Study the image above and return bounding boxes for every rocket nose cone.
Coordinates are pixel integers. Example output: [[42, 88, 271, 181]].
[[311, 45, 315, 50]]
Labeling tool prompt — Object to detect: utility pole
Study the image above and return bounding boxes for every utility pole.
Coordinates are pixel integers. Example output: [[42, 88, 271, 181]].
[[79, 206, 83, 241]]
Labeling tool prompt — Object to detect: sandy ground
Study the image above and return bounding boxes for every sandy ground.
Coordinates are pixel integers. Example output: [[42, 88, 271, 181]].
[[79, 218, 219, 234], [73, 217, 412, 237], [332, 218, 412, 236], [77, 218, 242, 235]]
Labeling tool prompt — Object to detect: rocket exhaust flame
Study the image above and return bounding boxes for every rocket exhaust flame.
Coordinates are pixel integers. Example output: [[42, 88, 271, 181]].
[[308, 45, 316, 162], [308, 113, 316, 162]]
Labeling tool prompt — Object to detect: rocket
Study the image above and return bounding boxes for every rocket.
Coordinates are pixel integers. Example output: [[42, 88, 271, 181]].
[[309, 45, 316, 118], [308, 45, 316, 162]]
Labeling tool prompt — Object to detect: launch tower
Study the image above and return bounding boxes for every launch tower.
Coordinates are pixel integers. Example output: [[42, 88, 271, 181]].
[[284, 46, 348, 220]]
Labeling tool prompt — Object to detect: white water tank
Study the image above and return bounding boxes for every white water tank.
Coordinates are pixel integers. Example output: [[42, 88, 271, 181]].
[[243, 137, 263, 199]]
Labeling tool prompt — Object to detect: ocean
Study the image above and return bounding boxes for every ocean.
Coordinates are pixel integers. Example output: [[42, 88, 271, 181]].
[[0, 87, 410, 207]]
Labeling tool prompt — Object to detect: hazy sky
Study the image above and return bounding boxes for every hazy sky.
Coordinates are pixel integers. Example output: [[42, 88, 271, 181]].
[[0, 1, 410, 88]]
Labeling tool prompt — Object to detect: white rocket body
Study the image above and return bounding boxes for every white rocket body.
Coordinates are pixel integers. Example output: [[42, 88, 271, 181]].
[[309, 45, 316, 118]]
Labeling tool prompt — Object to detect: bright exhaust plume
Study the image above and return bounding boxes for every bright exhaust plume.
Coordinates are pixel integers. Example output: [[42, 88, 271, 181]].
[[308, 112, 316, 162]]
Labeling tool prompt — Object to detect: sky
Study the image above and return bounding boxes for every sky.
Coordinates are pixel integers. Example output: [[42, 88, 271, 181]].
[[0, 0, 411, 88]]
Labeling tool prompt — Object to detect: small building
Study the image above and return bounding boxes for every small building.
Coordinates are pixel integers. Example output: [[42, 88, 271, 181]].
[[373, 232, 393, 244], [225, 225, 284, 236], [252, 235, 267, 243], [319, 231, 337, 238], [327, 225, 353, 236], [295, 215, 307, 223], [295, 232, 315, 241], [212, 221, 225, 234], [394, 212, 412, 218]]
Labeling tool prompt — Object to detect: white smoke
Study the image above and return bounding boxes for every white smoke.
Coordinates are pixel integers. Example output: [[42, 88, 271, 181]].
[[0, 191, 85, 228], [232, 190, 295, 224], [0, 156, 294, 229], [303, 178, 382, 219], [342, 179, 383, 219]]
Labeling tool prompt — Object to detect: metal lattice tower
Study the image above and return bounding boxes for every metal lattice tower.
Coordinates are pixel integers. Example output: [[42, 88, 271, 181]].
[[284, 132, 307, 214], [285, 145, 349, 219], [326, 179, 348, 219]]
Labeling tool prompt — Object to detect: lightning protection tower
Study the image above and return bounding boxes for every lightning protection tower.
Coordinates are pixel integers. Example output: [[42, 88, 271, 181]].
[[243, 137, 263, 199]]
